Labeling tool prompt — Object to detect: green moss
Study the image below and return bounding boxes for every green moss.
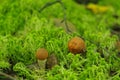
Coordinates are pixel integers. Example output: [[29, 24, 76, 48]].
[[0, 60, 10, 70], [0, 0, 120, 79], [13, 62, 36, 80]]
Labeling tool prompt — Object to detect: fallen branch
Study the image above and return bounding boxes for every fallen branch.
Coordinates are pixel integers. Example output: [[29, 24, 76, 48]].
[[0, 71, 16, 80], [39, 0, 72, 33]]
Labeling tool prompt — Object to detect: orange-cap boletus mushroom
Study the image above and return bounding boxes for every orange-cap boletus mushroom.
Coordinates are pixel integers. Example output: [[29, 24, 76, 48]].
[[68, 37, 86, 54], [36, 48, 48, 60], [36, 48, 48, 69]]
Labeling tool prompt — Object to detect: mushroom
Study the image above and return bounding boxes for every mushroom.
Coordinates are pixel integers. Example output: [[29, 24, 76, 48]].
[[68, 37, 86, 54], [46, 53, 58, 70], [36, 48, 48, 69]]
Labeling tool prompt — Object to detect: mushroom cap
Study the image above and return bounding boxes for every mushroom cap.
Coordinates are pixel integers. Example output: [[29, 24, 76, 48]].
[[36, 48, 48, 60], [46, 54, 58, 69], [68, 37, 86, 54]]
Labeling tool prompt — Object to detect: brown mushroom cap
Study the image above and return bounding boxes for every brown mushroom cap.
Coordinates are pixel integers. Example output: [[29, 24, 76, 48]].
[[46, 54, 58, 69], [36, 48, 48, 60], [68, 37, 86, 54]]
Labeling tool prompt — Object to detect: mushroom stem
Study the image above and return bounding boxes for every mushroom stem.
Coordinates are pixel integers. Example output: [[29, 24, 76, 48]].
[[36, 48, 48, 70], [37, 59, 47, 70]]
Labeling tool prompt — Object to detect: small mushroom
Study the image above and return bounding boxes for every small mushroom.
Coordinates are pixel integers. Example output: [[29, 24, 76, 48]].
[[46, 53, 58, 70], [68, 37, 86, 54], [36, 48, 48, 69]]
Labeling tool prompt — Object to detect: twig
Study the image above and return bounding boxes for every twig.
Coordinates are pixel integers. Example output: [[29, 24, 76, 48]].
[[39, 0, 72, 33], [0, 71, 16, 80], [59, 1, 72, 33], [39, 0, 60, 13]]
